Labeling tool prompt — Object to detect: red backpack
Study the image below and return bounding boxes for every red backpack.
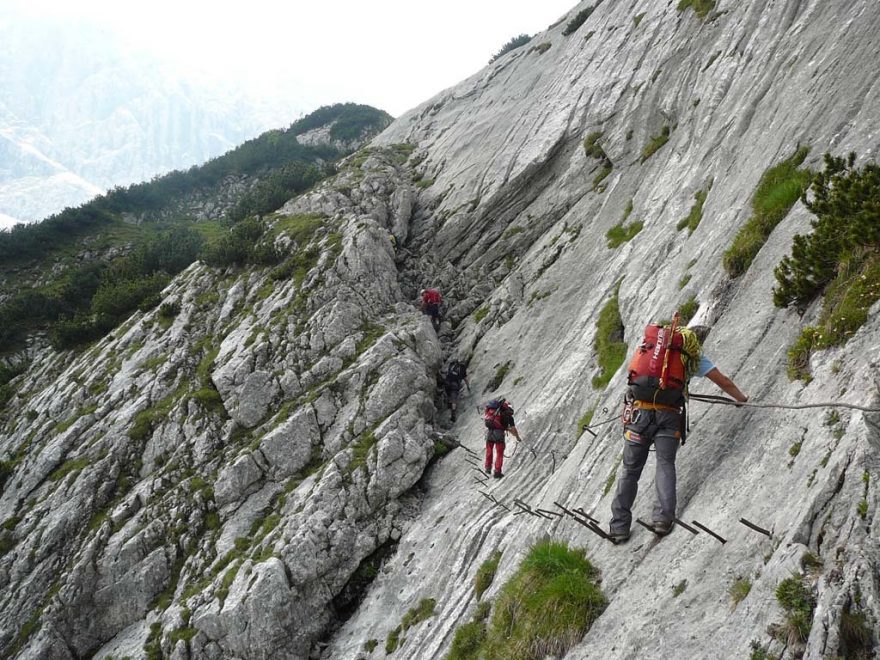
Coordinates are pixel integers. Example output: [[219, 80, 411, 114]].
[[627, 323, 687, 406], [422, 288, 442, 305], [483, 398, 511, 430]]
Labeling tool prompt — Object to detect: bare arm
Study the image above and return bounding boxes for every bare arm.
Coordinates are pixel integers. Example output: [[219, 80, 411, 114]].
[[507, 425, 522, 441], [706, 368, 748, 403]]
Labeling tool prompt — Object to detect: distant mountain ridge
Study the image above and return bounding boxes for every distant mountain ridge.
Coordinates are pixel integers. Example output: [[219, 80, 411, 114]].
[[0, 13, 315, 225]]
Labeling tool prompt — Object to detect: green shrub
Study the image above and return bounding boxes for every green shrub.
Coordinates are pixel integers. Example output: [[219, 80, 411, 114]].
[[839, 604, 873, 659], [606, 220, 643, 248], [775, 576, 815, 643], [678, 274, 692, 289], [723, 147, 811, 277], [471, 540, 606, 659], [490, 34, 532, 63], [678, 296, 698, 324], [583, 132, 606, 159], [730, 577, 751, 606], [350, 430, 378, 472], [563, 7, 595, 35], [592, 285, 625, 388], [475, 551, 502, 600], [593, 165, 613, 191], [386, 598, 436, 653], [487, 361, 513, 392], [529, 42, 552, 55], [672, 580, 687, 597], [385, 626, 402, 654], [447, 602, 491, 660], [641, 126, 670, 163], [774, 155, 880, 373], [676, 0, 716, 19], [633, 12, 646, 26], [158, 301, 180, 320], [576, 408, 595, 439], [473, 306, 489, 323], [786, 326, 820, 381], [49, 457, 89, 482], [676, 185, 711, 233]]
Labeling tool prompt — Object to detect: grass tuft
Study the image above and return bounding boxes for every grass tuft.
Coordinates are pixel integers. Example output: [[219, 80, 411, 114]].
[[475, 551, 502, 600], [641, 126, 671, 163], [723, 147, 810, 277], [472, 540, 606, 659], [591, 284, 626, 388]]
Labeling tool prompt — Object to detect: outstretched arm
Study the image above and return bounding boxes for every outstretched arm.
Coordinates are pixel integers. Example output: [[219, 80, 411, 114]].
[[507, 425, 522, 441], [706, 368, 748, 403]]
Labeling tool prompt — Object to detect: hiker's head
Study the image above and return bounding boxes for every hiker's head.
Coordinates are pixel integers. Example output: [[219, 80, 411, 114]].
[[688, 324, 711, 344]]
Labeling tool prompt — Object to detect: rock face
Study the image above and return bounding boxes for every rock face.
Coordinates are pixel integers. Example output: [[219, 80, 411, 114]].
[[2, 0, 880, 659]]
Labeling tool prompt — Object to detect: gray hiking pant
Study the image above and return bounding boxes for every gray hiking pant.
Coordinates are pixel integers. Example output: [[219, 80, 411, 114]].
[[610, 409, 681, 534]]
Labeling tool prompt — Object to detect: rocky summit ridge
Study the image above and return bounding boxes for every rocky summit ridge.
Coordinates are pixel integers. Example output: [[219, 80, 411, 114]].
[[1, 0, 880, 658]]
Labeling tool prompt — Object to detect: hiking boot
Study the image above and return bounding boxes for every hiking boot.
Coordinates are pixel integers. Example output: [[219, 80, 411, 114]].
[[609, 529, 631, 544], [493, 471, 504, 479], [652, 520, 673, 536], [485, 466, 492, 475]]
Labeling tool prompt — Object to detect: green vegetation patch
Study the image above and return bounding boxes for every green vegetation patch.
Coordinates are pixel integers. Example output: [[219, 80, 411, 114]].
[[676, 184, 711, 233], [490, 34, 532, 63], [350, 430, 378, 473], [606, 220, 643, 248], [529, 42, 552, 55], [447, 601, 491, 660], [774, 154, 880, 378], [386, 598, 437, 654], [48, 457, 90, 482], [730, 577, 752, 606], [678, 296, 698, 325], [592, 284, 626, 388], [673, 580, 687, 597], [475, 551, 502, 600], [563, 6, 595, 36], [466, 540, 606, 659], [576, 408, 595, 439], [486, 361, 513, 392], [271, 213, 325, 243], [641, 126, 671, 163], [774, 575, 815, 644], [723, 147, 811, 277], [676, 0, 716, 19], [473, 306, 490, 323], [603, 454, 623, 496]]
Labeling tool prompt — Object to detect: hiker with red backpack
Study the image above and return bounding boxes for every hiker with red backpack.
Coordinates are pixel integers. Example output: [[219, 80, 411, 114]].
[[608, 316, 748, 544], [483, 398, 521, 479], [420, 288, 443, 332]]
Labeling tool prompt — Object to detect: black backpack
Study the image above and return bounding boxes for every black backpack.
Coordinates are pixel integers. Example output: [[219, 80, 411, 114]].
[[447, 361, 467, 383]]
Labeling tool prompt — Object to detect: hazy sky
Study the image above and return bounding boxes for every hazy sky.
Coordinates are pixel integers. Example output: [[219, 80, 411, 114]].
[[6, 0, 577, 117]]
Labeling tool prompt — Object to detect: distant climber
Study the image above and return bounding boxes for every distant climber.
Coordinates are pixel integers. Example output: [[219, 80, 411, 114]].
[[483, 398, 521, 478], [420, 288, 443, 332], [608, 317, 748, 543], [443, 359, 470, 422]]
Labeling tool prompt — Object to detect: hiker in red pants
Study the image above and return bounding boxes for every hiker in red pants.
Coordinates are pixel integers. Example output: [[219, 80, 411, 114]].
[[483, 398, 521, 479]]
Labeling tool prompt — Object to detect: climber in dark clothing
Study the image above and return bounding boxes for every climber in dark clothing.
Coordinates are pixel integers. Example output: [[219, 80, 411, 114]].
[[443, 360, 470, 422], [483, 398, 521, 478]]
